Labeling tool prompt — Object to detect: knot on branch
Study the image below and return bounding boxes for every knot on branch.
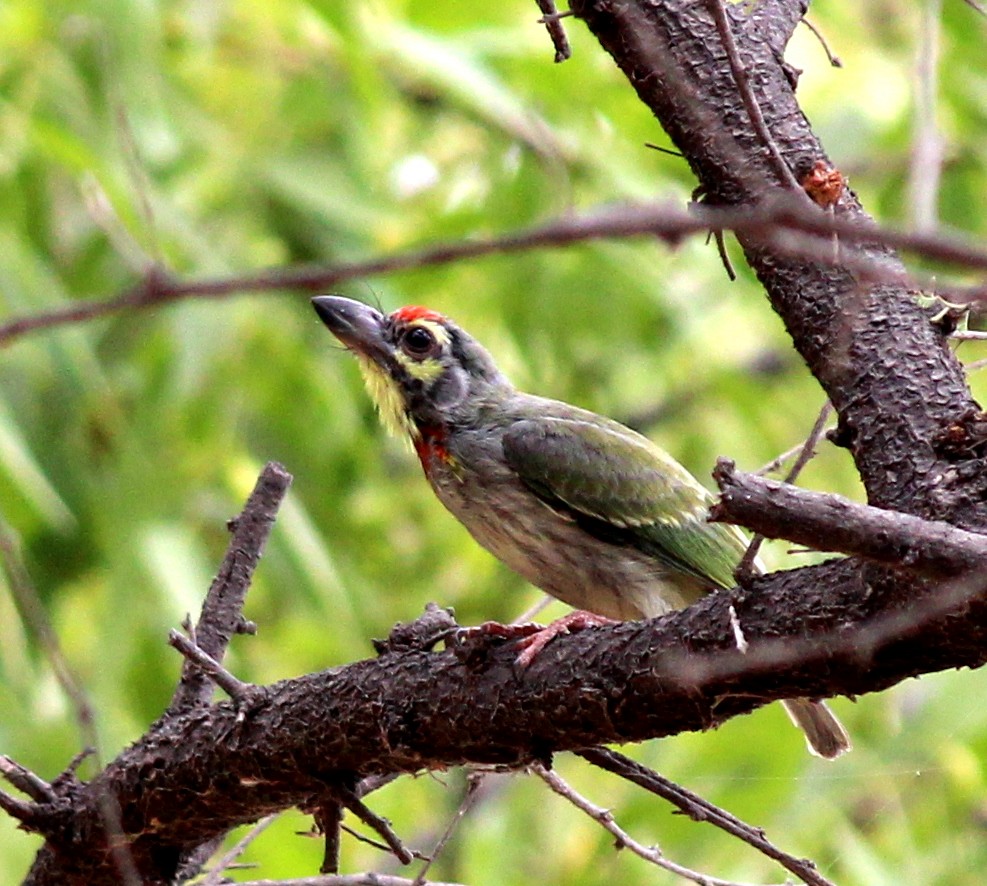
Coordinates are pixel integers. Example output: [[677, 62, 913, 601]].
[[373, 603, 460, 656]]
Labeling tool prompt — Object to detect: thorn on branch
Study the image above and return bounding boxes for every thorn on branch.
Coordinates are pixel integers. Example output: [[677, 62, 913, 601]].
[[644, 142, 685, 159], [709, 228, 737, 281]]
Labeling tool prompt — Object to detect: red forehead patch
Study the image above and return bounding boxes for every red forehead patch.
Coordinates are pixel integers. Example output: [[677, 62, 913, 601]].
[[392, 305, 445, 324]]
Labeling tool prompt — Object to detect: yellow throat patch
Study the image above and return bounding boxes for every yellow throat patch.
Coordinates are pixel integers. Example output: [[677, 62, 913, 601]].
[[357, 355, 418, 441], [355, 317, 450, 443]]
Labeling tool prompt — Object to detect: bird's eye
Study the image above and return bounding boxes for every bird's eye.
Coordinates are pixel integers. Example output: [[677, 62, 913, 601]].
[[401, 325, 436, 358]]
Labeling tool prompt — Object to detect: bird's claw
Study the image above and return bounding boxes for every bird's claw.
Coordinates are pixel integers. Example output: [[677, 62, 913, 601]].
[[455, 612, 616, 667], [513, 610, 618, 667]]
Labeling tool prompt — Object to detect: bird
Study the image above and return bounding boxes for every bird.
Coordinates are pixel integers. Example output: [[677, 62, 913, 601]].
[[312, 295, 850, 759]]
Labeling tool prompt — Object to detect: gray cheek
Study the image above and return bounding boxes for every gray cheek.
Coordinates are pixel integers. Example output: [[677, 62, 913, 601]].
[[430, 368, 469, 410]]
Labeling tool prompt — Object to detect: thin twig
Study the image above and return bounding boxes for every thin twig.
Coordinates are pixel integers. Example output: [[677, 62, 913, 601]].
[[199, 814, 279, 886], [712, 228, 737, 280], [736, 401, 833, 579], [534, 764, 777, 886], [336, 787, 416, 865], [236, 874, 467, 886], [756, 425, 838, 476], [576, 748, 836, 886], [412, 774, 482, 886], [0, 521, 142, 884], [167, 630, 256, 703], [645, 141, 685, 158], [705, 0, 802, 191], [800, 17, 842, 67], [0, 521, 99, 755], [6, 197, 987, 348], [781, 401, 834, 485]]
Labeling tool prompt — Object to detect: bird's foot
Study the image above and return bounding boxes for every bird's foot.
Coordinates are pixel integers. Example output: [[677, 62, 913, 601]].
[[513, 610, 618, 668]]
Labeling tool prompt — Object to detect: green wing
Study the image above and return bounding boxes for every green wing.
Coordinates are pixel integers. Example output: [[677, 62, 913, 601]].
[[501, 417, 747, 590]]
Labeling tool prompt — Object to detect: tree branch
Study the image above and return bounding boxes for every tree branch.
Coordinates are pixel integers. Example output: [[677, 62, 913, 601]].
[[3, 197, 987, 349], [712, 458, 987, 579], [168, 461, 291, 713]]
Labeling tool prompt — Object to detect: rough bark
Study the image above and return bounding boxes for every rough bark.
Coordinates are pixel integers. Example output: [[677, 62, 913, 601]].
[[12, 1, 987, 883], [569, 0, 985, 519]]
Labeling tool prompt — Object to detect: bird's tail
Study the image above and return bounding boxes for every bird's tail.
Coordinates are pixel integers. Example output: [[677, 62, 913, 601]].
[[782, 698, 851, 759]]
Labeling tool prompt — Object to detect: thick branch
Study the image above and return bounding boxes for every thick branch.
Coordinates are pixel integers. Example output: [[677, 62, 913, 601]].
[[569, 0, 984, 521], [20, 556, 987, 884], [712, 458, 987, 579]]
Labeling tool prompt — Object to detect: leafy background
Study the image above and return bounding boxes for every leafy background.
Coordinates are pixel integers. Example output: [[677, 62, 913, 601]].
[[2, 0, 987, 883]]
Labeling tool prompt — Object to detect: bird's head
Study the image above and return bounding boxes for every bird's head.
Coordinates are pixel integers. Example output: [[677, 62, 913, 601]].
[[312, 295, 510, 441]]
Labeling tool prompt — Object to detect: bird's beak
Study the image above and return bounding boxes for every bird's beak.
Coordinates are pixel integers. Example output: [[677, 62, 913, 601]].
[[312, 296, 389, 363]]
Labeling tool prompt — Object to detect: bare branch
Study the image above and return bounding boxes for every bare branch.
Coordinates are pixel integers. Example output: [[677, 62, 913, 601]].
[[712, 458, 987, 578], [576, 749, 835, 886], [168, 461, 292, 713], [0, 755, 55, 804], [534, 764, 780, 886], [534, 0, 573, 62], [800, 17, 842, 68], [335, 787, 416, 866], [4, 197, 987, 349], [411, 774, 480, 886]]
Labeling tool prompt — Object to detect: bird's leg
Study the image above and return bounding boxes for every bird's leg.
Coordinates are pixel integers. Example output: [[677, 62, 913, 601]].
[[513, 610, 618, 667]]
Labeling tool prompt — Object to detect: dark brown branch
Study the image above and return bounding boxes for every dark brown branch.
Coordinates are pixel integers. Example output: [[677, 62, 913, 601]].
[[534, 0, 572, 62], [335, 787, 415, 866], [168, 461, 291, 713], [17, 544, 987, 885], [0, 757, 55, 804], [315, 802, 344, 874], [712, 458, 987, 579], [568, 0, 980, 523]]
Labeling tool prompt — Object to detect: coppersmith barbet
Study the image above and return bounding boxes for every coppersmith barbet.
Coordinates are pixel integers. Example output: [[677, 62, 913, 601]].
[[312, 295, 850, 759]]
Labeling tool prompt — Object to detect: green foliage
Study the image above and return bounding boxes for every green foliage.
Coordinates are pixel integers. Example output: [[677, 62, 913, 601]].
[[1, 1, 986, 883]]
